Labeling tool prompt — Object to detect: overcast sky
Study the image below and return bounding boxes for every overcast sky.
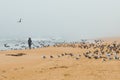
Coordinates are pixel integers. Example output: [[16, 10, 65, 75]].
[[0, 0, 120, 40]]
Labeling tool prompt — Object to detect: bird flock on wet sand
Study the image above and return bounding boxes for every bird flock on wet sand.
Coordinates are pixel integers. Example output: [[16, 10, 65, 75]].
[[41, 53, 81, 60], [41, 40, 120, 62]]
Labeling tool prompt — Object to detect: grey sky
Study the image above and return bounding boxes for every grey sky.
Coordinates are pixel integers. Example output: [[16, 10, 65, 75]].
[[0, 0, 120, 40]]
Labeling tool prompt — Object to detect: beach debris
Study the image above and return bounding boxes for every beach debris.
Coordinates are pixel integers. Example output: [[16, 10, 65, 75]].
[[6, 53, 26, 57]]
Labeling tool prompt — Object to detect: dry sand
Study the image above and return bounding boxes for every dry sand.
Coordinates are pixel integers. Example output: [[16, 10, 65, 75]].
[[0, 38, 120, 80]]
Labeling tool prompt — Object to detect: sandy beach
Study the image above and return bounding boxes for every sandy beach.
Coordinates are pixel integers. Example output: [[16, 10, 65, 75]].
[[0, 38, 120, 80], [1, 0, 120, 79]]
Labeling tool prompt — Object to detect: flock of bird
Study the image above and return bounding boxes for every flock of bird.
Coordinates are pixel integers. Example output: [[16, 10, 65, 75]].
[[41, 53, 81, 60], [41, 40, 120, 62]]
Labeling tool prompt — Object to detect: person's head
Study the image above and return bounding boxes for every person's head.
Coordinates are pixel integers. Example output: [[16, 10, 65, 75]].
[[29, 37, 31, 40]]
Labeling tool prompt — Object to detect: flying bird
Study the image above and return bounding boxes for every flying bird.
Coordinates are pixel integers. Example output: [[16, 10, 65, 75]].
[[18, 18, 22, 23]]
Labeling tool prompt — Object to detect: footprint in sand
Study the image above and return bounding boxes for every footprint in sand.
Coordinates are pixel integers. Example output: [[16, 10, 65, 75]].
[[39, 71, 43, 73], [64, 73, 71, 77], [59, 66, 68, 68], [12, 77, 15, 79], [2, 70, 6, 73], [14, 67, 24, 71], [1, 75, 7, 79], [21, 67, 24, 69], [35, 70, 43, 73], [49, 66, 68, 70], [14, 68, 18, 71]]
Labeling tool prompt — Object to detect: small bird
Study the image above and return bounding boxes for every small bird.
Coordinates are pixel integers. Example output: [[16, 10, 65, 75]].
[[50, 55, 54, 58], [61, 53, 64, 56], [65, 53, 68, 55], [57, 55, 61, 58], [75, 57, 80, 60], [78, 54, 81, 57], [69, 53, 73, 56], [42, 56, 46, 59], [102, 58, 106, 62], [18, 18, 22, 23]]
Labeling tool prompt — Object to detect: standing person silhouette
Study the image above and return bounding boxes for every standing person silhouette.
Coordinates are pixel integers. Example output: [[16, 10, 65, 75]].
[[28, 37, 32, 49]]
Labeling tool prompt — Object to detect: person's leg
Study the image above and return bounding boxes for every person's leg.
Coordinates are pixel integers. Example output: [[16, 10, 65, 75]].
[[28, 43, 31, 49], [29, 45, 31, 49]]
